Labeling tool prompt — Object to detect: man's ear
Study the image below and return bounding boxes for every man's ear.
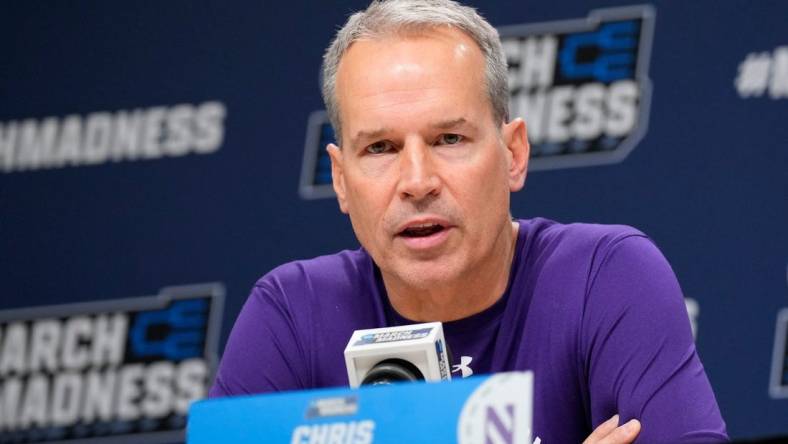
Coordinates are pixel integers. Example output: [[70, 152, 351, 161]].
[[327, 143, 349, 213], [501, 117, 529, 192]]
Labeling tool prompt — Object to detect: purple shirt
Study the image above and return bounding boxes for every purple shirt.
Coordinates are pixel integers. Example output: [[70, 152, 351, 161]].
[[211, 218, 728, 442]]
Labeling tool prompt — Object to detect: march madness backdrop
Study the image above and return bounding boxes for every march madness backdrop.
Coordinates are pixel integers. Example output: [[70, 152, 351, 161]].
[[1, 0, 786, 442]]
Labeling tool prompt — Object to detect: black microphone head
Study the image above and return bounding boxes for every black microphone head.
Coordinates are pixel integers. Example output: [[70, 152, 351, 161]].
[[361, 358, 425, 385]]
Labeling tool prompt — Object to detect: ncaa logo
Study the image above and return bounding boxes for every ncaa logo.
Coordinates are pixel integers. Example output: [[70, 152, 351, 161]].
[[299, 6, 655, 198], [500, 5, 655, 170]]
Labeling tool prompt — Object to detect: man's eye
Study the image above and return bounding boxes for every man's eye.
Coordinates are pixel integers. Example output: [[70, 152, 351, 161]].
[[365, 141, 393, 154], [437, 134, 464, 145]]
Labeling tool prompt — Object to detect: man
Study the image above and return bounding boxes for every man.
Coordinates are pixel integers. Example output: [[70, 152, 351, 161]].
[[210, 0, 728, 442]]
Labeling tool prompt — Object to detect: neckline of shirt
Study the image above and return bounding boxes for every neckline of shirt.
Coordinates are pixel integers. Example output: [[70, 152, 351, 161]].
[[371, 219, 528, 335]]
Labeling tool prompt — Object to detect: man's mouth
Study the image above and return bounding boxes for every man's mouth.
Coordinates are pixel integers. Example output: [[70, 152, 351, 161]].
[[398, 223, 446, 238]]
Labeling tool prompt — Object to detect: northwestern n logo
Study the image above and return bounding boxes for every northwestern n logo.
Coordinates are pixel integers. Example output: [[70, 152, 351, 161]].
[[458, 373, 535, 444], [485, 404, 516, 444]]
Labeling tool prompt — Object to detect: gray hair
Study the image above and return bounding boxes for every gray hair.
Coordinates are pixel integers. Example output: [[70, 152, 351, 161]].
[[321, 0, 509, 143]]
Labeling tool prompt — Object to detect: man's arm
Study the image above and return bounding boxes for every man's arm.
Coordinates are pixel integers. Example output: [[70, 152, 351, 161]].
[[581, 235, 728, 442], [209, 281, 309, 397]]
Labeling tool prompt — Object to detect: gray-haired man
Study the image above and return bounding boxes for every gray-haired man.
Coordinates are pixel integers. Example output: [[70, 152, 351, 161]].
[[212, 1, 728, 442]]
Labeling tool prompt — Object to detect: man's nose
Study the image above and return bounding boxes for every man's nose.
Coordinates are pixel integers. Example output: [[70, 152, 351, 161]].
[[396, 142, 441, 200]]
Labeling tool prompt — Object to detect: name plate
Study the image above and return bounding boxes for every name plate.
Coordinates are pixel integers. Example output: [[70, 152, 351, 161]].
[[188, 372, 533, 444]]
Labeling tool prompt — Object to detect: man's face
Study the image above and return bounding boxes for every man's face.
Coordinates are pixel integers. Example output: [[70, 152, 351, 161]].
[[328, 27, 528, 290]]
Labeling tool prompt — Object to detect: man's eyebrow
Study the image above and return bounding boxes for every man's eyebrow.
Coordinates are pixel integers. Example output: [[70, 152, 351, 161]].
[[431, 117, 473, 130], [350, 128, 389, 147]]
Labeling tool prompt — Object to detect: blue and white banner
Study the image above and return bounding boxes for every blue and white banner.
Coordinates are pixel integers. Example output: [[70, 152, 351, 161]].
[[188, 372, 534, 444]]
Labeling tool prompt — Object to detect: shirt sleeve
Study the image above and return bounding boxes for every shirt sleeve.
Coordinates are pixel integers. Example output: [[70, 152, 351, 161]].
[[581, 235, 728, 442], [208, 281, 310, 397]]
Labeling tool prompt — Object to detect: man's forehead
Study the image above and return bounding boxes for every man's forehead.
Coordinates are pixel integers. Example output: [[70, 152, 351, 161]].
[[336, 27, 486, 94], [335, 28, 490, 143]]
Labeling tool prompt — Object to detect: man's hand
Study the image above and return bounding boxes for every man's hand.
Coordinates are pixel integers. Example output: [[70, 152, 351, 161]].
[[583, 415, 641, 444]]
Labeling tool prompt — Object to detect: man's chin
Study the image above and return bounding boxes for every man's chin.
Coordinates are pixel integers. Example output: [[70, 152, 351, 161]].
[[385, 259, 463, 290]]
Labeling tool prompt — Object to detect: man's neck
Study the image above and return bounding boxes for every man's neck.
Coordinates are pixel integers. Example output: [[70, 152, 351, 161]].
[[382, 220, 520, 322]]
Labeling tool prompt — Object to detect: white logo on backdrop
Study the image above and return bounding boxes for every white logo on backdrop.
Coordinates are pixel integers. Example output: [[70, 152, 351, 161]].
[[0, 101, 226, 173], [735, 46, 788, 99], [0, 283, 224, 443]]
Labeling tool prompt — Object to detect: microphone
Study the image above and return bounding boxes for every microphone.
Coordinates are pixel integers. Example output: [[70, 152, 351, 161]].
[[344, 322, 452, 388]]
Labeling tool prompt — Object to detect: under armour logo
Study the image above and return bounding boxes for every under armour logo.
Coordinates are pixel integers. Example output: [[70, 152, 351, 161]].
[[452, 356, 474, 378]]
